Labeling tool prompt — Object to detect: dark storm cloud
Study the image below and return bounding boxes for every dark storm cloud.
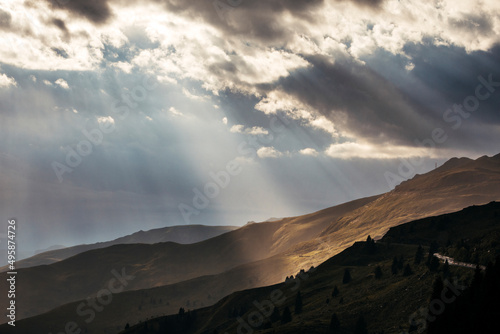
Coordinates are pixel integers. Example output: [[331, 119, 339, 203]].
[[44, 0, 112, 24], [338, 0, 384, 7], [52, 18, 68, 33], [39, 0, 382, 42], [268, 42, 500, 152], [400, 42, 500, 125], [150, 0, 326, 42], [274, 54, 436, 146], [448, 13, 494, 36], [0, 9, 11, 29]]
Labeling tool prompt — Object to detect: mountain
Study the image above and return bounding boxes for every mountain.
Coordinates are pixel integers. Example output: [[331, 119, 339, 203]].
[[114, 201, 500, 334], [0, 224, 239, 271], [6, 201, 499, 334], [0, 195, 378, 324], [1, 153, 500, 331], [317, 153, 500, 249]]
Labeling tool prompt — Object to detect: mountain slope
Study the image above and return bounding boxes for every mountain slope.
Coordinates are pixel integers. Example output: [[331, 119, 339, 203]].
[[115, 201, 500, 334], [2, 154, 500, 329], [0, 225, 239, 272], [11, 202, 499, 334], [318, 153, 500, 246], [0, 195, 378, 323]]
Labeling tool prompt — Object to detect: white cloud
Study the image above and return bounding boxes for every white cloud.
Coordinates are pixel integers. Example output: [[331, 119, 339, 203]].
[[97, 116, 115, 125], [168, 107, 183, 117], [257, 146, 283, 159], [182, 88, 207, 101], [299, 148, 319, 157], [247, 127, 268, 136], [43, 80, 53, 86], [309, 116, 338, 138], [230, 124, 268, 135], [222, 117, 228, 125], [145, 116, 153, 121], [405, 62, 415, 71], [111, 61, 133, 73], [230, 124, 245, 133], [0, 73, 16, 88], [55, 78, 69, 89], [255, 90, 338, 137], [324, 142, 433, 160]]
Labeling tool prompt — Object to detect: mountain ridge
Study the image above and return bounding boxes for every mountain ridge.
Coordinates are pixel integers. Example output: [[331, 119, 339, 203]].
[[0, 224, 239, 272]]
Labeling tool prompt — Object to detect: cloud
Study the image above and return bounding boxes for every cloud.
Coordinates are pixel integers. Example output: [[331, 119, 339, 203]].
[[44, 0, 112, 24], [182, 88, 207, 101], [257, 146, 283, 158], [0, 73, 16, 88], [97, 116, 115, 124], [230, 124, 244, 133], [110, 61, 133, 73], [275, 55, 437, 146], [0, 8, 12, 29], [299, 148, 319, 157], [2, 0, 500, 252], [324, 142, 433, 160], [52, 18, 68, 33], [230, 124, 269, 135], [168, 107, 183, 117], [255, 90, 338, 137], [55, 78, 69, 89]]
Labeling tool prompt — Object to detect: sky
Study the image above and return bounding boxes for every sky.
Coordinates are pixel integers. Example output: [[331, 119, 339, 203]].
[[1, 0, 500, 253]]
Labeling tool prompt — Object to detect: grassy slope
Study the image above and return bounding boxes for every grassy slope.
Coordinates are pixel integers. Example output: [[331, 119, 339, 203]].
[[5, 202, 499, 334], [118, 201, 500, 334], [0, 195, 379, 324]]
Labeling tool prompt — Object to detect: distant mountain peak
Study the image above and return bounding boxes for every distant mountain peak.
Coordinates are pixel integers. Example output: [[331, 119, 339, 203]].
[[439, 156, 473, 170]]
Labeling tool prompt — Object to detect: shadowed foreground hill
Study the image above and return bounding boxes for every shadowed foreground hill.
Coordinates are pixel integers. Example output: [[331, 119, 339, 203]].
[[0, 224, 239, 272]]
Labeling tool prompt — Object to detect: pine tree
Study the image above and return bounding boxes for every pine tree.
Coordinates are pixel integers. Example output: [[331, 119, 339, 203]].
[[414, 245, 424, 264], [281, 306, 292, 324], [391, 256, 399, 275], [403, 263, 413, 276], [354, 314, 368, 334], [331, 285, 340, 298], [270, 306, 280, 322], [427, 242, 439, 266], [342, 268, 352, 284], [365, 235, 376, 253], [294, 291, 303, 314], [374, 265, 383, 279], [429, 256, 440, 272], [329, 313, 341, 332]]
